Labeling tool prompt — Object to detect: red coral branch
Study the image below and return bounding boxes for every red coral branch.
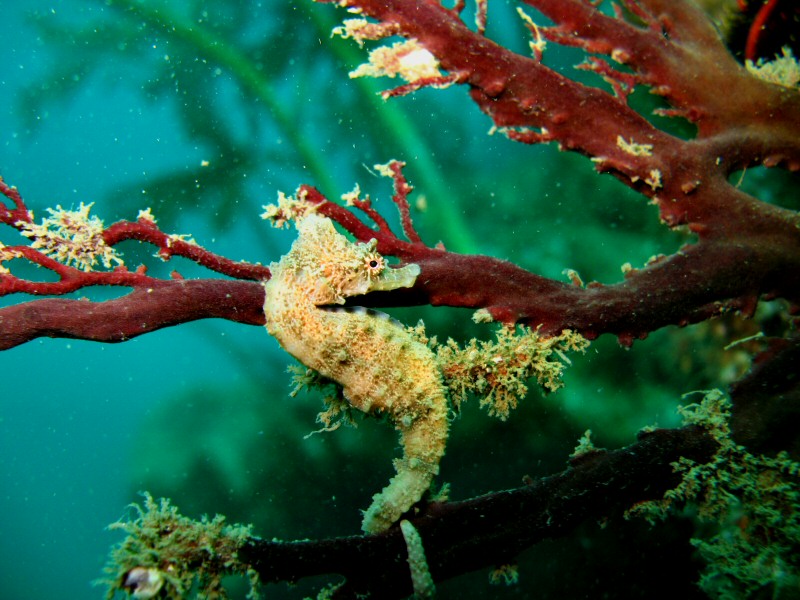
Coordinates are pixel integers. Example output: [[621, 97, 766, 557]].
[[1, 178, 269, 349], [0, 280, 265, 350], [2, 0, 799, 350], [102, 219, 270, 282], [286, 160, 799, 345], [0, 178, 270, 291], [296, 0, 800, 344]]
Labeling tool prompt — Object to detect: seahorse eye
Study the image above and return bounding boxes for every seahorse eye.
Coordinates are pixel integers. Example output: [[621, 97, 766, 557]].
[[364, 254, 385, 275]]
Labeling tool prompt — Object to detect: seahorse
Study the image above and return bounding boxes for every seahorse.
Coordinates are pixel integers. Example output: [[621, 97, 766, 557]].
[[263, 213, 449, 533]]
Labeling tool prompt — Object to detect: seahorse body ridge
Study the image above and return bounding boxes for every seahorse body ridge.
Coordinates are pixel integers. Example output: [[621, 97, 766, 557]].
[[263, 213, 449, 533]]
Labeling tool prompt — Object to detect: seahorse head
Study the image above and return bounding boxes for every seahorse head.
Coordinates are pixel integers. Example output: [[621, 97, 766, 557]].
[[276, 213, 420, 305]]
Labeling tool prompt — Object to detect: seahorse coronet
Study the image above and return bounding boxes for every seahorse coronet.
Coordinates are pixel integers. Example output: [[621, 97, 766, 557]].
[[263, 213, 449, 533]]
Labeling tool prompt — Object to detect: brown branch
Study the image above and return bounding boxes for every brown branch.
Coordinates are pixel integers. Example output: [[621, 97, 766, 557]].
[[730, 337, 800, 458], [238, 425, 719, 598], [130, 337, 800, 598]]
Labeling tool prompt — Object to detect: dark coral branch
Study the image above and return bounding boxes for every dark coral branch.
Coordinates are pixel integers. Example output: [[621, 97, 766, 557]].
[[238, 425, 719, 598], [0, 279, 265, 351], [729, 336, 800, 459]]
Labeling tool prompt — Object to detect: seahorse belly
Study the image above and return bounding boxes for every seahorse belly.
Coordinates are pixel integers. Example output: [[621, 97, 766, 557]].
[[263, 279, 448, 533]]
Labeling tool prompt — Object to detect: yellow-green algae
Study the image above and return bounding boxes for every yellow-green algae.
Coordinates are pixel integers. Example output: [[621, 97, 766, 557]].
[[293, 322, 589, 424], [101, 493, 258, 599], [629, 390, 800, 598], [428, 324, 588, 420]]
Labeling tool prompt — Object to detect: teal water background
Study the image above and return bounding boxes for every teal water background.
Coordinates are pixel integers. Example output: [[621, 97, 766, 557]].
[[0, 2, 279, 597]]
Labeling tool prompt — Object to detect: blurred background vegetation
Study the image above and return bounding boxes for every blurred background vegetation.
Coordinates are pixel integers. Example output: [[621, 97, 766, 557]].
[[2, 0, 797, 598]]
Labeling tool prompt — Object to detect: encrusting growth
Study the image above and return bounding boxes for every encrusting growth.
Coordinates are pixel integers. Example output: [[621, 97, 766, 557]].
[[18, 201, 124, 272], [101, 493, 257, 599], [263, 213, 449, 533]]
